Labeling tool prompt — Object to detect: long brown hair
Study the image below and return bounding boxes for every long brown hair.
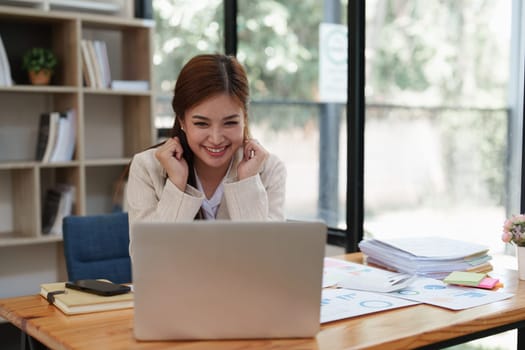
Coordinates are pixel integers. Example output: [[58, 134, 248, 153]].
[[116, 54, 251, 210]]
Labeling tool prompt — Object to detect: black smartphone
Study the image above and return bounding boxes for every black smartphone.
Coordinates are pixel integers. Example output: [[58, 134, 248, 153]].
[[65, 279, 131, 296]]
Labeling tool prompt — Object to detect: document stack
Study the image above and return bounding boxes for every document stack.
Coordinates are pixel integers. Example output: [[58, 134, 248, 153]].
[[358, 236, 493, 279]]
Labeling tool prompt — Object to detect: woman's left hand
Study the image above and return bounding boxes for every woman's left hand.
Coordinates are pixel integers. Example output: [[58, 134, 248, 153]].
[[237, 139, 269, 180]]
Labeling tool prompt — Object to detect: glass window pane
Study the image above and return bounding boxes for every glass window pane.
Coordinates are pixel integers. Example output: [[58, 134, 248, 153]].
[[153, 0, 224, 129], [364, 0, 514, 256], [238, 0, 348, 228]]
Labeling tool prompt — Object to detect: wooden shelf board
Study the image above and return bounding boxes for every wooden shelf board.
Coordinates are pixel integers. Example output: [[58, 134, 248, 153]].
[[0, 4, 71, 20], [0, 161, 36, 170], [0, 5, 154, 28], [0, 161, 82, 170], [84, 158, 131, 166], [0, 232, 62, 247], [0, 85, 78, 94], [38, 161, 81, 168], [82, 88, 152, 96], [80, 14, 154, 28]]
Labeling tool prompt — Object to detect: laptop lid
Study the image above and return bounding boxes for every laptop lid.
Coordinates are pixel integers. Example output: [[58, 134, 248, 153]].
[[131, 220, 327, 340]]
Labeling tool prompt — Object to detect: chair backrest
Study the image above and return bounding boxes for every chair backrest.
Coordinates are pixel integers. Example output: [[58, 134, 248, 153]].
[[62, 212, 131, 284]]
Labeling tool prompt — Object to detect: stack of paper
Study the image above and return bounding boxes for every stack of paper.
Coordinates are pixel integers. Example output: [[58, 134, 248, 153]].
[[358, 236, 493, 279]]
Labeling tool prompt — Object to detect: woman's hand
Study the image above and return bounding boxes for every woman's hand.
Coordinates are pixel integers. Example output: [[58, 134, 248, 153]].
[[237, 139, 269, 180], [155, 137, 189, 191]]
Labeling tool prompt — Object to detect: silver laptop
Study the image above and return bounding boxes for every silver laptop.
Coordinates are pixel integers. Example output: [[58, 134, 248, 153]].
[[131, 220, 327, 340]]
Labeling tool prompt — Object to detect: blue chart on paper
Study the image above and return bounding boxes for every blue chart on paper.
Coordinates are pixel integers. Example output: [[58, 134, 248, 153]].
[[397, 290, 419, 295], [424, 285, 447, 290], [359, 300, 393, 308], [456, 291, 486, 298]]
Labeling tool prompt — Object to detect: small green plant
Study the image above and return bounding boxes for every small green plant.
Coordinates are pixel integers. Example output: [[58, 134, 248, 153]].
[[22, 48, 58, 73]]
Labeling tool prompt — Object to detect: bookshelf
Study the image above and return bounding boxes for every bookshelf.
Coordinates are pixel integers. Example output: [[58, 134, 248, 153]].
[[0, 5, 155, 247]]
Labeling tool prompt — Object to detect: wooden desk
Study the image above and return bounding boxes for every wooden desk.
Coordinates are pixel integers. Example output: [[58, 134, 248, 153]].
[[1, 253, 524, 350]]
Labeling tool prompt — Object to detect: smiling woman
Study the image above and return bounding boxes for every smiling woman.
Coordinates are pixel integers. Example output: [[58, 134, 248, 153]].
[[126, 54, 287, 226]]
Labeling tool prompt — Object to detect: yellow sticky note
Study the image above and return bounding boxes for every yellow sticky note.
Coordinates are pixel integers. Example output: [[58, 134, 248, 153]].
[[443, 271, 486, 286]]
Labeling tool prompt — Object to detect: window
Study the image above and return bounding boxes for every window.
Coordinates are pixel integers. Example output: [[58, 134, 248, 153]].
[[152, 0, 224, 130], [152, 1, 523, 258], [364, 0, 514, 256], [237, 1, 348, 231], [153, 0, 349, 237]]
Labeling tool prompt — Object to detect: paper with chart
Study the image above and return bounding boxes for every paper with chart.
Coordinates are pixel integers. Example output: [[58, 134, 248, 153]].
[[321, 288, 418, 323], [386, 277, 513, 310], [321, 258, 514, 322], [323, 257, 416, 290], [321, 258, 420, 323]]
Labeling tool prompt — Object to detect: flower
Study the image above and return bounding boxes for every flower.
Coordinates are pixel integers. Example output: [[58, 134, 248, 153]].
[[502, 214, 525, 246]]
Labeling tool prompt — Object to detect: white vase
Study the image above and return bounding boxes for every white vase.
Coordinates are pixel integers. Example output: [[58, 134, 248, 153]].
[[516, 246, 525, 280]]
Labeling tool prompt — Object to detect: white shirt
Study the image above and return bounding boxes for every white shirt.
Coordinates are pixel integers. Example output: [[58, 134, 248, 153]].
[[195, 174, 224, 220], [194, 161, 233, 220]]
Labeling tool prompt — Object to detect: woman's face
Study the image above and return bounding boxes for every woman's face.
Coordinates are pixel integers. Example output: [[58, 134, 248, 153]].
[[181, 93, 245, 174]]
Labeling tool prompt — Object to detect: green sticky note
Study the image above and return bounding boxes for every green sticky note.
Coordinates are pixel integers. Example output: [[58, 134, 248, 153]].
[[443, 271, 486, 286]]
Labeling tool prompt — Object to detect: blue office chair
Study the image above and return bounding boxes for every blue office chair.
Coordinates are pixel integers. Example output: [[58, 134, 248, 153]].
[[62, 211, 132, 284]]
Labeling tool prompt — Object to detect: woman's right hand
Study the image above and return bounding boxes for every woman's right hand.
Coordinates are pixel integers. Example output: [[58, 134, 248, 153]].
[[155, 137, 189, 191]]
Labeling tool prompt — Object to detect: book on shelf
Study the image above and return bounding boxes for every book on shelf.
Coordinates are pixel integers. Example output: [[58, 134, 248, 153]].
[[36, 110, 76, 163], [86, 39, 106, 88], [0, 34, 13, 87], [42, 184, 75, 235], [93, 39, 111, 88], [80, 39, 96, 87], [49, 109, 77, 162], [40, 281, 133, 315], [111, 80, 149, 91], [35, 112, 52, 161], [36, 112, 60, 162]]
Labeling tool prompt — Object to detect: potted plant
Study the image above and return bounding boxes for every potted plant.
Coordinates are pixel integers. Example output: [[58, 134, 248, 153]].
[[502, 214, 525, 280], [22, 48, 58, 85]]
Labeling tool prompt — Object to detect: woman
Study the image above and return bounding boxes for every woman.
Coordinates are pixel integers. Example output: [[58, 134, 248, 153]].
[[126, 54, 286, 225]]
